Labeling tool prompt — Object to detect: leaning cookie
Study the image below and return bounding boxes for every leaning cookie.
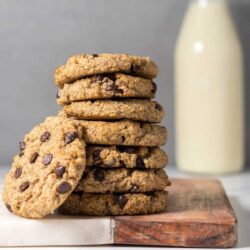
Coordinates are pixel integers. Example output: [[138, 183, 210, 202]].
[[57, 74, 157, 105], [55, 53, 158, 87], [86, 146, 168, 169], [59, 191, 168, 216], [2, 116, 86, 219], [76, 168, 170, 193], [62, 99, 164, 123]]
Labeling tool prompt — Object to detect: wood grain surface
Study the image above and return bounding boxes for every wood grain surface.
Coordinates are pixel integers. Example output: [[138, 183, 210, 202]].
[[113, 179, 237, 248]]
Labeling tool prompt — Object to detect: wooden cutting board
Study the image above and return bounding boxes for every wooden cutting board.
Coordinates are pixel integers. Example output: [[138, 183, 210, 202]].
[[114, 179, 237, 248], [0, 178, 237, 247]]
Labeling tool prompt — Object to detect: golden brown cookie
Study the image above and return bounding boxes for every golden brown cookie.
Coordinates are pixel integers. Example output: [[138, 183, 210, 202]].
[[62, 99, 164, 123], [76, 168, 170, 193], [59, 191, 168, 216], [55, 53, 158, 87], [58, 111, 167, 146], [57, 74, 157, 105], [2, 116, 86, 219], [79, 120, 167, 146], [86, 145, 168, 169]]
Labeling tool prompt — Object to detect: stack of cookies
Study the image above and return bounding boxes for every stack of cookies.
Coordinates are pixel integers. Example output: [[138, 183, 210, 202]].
[[2, 53, 169, 219], [55, 54, 170, 216]]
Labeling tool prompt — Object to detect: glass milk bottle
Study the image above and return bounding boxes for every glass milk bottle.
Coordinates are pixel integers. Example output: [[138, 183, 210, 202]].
[[175, 0, 245, 174]]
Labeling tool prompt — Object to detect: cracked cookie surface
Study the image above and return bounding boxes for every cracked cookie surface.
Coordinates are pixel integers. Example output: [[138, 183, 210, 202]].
[[55, 53, 158, 87], [86, 145, 168, 169], [63, 99, 164, 122], [57, 74, 157, 105], [2, 116, 86, 218], [76, 168, 170, 193], [59, 191, 168, 216]]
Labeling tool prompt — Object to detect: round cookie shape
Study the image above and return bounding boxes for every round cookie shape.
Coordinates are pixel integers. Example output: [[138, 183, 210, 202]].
[[57, 74, 157, 105], [76, 168, 170, 193], [79, 120, 167, 146], [86, 146, 168, 169], [62, 99, 164, 123], [2, 116, 86, 219], [58, 112, 167, 146], [59, 191, 168, 216], [54, 53, 159, 87]]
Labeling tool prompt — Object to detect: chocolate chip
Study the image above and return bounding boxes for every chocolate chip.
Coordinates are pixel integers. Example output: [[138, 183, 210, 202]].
[[82, 171, 89, 179], [14, 168, 22, 179], [131, 64, 140, 75], [146, 191, 155, 196], [56, 181, 71, 194], [55, 165, 65, 178], [130, 185, 139, 193], [106, 74, 116, 82], [116, 88, 124, 94], [42, 154, 53, 165], [139, 123, 144, 128], [155, 103, 162, 111], [106, 84, 123, 94], [93, 149, 101, 163], [65, 132, 77, 144], [136, 157, 145, 168], [117, 195, 128, 209], [119, 160, 126, 167], [147, 146, 154, 154], [5, 204, 12, 212], [19, 181, 29, 192], [106, 84, 116, 91], [19, 141, 26, 151], [92, 54, 98, 57], [93, 168, 105, 182], [117, 146, 136, 154], [94, 75, 105, 81], [127, 169, 133, 176], [19, 152, 24, 157], [30, 152, 38, 163], [152, 82, 157, 93], [121, 136, 125, 143], [56, 90, 60, 99], [40, 131, 50, 142]]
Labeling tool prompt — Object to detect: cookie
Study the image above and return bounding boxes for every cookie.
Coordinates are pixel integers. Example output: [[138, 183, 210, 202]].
[[59, 191, 168, 216], [57, 74, 157, 105], [58, 112, 167, 146], [2, 116, 86, 219], [79, 119, 167, 146], [76, 168, 170, 193], [54, 53, 158, 87], [86, 146, 168, 169], [62, 99, 164, 123]]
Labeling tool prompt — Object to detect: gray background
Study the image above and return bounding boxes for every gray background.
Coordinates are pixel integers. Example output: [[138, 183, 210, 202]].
[[0, 0, 249, 166]]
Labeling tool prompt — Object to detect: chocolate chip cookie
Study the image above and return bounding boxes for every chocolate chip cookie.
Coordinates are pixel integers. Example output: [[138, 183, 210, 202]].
[[62, 99, 164, 122], [57, 74, 157, 105], [76, 168, 170, 193], [86, 146, 168, 169], [58, 112, 167, 146], [2, 116, 86, 219], [59, 191, 168, 216], [54, 53, 158, 87]]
